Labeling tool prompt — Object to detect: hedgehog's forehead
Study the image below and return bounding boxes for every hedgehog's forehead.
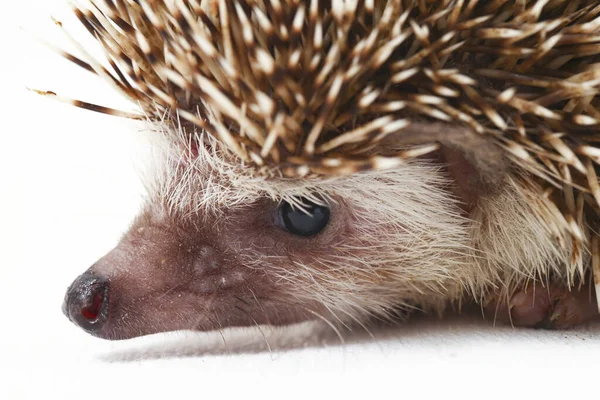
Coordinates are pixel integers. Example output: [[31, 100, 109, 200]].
[[157, 142, 340, 214]]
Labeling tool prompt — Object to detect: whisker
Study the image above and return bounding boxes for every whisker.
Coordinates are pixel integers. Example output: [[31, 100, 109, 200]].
[[234, 305, 273, 358], [304, 307, 345, 345]]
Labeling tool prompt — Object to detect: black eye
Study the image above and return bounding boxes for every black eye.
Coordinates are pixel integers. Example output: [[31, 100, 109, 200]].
[[277, 199, 331, 237]]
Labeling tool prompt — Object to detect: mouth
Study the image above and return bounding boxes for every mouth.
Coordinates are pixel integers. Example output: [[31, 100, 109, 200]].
[[64, 287, 213, 340]]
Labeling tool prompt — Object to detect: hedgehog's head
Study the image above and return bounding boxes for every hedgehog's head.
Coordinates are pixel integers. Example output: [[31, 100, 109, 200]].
[[63, 128, 502, 340]]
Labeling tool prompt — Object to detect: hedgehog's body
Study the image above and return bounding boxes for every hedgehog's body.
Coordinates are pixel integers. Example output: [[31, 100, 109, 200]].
[[55, 0, 600, 340]]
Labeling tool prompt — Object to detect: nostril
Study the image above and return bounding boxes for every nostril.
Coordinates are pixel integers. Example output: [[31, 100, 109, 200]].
[[81, 291, 105, 321], [63, 272, 110, 333]]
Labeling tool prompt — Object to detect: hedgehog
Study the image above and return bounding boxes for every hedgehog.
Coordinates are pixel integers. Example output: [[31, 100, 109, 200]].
[[38, 0, 600, 340]]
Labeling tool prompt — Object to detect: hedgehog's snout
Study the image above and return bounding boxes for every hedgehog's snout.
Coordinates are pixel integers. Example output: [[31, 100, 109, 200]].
[[63, 272, 110, 334]]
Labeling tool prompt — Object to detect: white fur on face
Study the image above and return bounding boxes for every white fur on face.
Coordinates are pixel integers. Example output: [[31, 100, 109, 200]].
[[139, 127, 584, 327]]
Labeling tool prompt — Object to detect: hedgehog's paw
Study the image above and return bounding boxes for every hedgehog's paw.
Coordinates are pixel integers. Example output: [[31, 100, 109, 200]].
[[484, 283, 599, 329], [546, 289, 600, 329]]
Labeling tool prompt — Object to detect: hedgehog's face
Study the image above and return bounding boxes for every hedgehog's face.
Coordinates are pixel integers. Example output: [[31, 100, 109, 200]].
[[62, 199, 333, 340], [62, 137, 486, 340]]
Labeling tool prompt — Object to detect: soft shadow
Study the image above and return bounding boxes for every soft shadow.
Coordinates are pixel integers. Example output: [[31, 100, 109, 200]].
[[99, 307, 600, 363]]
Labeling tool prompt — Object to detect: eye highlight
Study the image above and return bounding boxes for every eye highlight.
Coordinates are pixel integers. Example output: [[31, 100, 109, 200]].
[[276, 199, 331, 237]]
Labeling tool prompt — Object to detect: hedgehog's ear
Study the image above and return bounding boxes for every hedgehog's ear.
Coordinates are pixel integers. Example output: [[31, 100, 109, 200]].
[[381, 122, 508, 207], [384, 122, 507, 183]]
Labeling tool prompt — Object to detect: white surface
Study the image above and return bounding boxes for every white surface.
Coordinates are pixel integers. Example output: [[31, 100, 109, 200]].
[[2, 2, 600, 399]]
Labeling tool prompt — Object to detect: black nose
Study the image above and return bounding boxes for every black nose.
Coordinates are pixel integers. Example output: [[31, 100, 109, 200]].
[[62, 272, 110, 333]]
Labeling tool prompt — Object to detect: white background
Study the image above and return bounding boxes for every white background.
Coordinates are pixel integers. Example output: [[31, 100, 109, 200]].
[[2, 1, 600, 399]]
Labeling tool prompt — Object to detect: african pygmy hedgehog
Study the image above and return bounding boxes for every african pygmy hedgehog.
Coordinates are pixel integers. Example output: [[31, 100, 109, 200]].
[[40, 0, 600, 340]]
